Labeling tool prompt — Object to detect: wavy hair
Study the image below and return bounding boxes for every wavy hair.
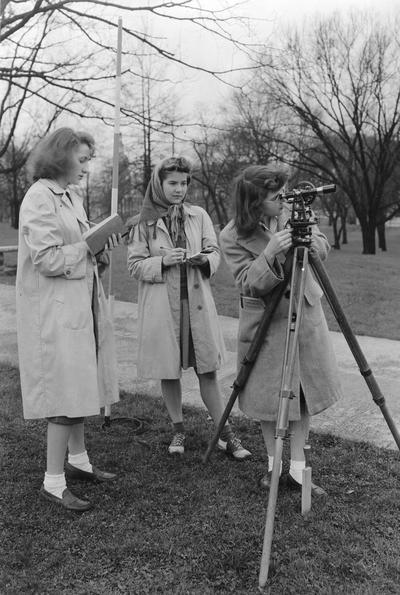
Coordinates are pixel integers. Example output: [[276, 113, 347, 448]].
[[232, 163, 290, 235], [28, 127, 95, 182], [158, 156, 192, 184]]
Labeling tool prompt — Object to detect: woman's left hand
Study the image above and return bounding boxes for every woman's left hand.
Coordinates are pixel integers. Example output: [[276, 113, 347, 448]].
[[105, 233, 123, 251], [187, 253, 208, 266], [309, 236, 320, 255]]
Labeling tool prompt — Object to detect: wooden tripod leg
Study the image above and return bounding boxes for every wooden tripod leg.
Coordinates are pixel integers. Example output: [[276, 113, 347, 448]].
[[309, 252, 400, 451], [259, 248, 308, 588]]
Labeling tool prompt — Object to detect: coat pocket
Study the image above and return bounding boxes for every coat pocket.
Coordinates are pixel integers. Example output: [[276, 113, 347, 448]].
[[301, 299, 323, 327], [238, 296, 265, 343], [55, 282, 92, 330]]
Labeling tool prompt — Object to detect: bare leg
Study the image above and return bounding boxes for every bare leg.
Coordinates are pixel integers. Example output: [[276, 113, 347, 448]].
[[260, 421, 276, 457], [161, 379, 183, 423], [46, 422, 71, 475], [196, 371, 225, 423], [68, 422, 86, 455], [289, 412, 310, 461]]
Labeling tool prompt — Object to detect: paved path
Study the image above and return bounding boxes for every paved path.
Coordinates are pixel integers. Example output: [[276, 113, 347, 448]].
[[1, 284, 400, 450]]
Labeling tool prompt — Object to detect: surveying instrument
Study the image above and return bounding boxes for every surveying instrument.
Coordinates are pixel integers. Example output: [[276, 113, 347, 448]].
[[203, 182, 400, 589]]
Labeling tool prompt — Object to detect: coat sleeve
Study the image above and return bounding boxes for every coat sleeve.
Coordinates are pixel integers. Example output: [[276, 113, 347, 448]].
[[200, 209, 220, 277], [20, 192, 88, 279], [219, 226, 285, 298], [127, 223, 164, 283], [310, 223, 330, 261]]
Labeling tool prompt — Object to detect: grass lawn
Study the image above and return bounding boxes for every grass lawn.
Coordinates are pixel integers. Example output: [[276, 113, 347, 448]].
[[1, 362, 400, 594], [1, 222, 400, 340]]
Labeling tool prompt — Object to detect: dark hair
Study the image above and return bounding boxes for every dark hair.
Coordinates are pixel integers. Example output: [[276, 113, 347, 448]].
[[233, 163, 290, 235], [158, 156, 192, 184], [28, 127, 95, 182]]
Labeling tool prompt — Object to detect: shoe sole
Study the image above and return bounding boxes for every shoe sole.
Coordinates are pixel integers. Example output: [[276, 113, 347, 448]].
[[40, 489, 92, 512], [217, 445, 251, 461]]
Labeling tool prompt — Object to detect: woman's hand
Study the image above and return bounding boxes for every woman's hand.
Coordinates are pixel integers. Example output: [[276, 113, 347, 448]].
[[162, 247, 187, 267], [186, 253, 208, 267], [263, 229, 293, 261], [105, 233, 123, 251]]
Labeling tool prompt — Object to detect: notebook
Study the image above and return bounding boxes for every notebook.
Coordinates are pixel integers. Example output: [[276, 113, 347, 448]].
[[83, 213, 125, 255]]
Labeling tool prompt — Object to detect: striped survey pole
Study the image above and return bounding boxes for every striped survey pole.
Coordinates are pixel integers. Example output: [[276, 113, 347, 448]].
[[104, 17, 122, 421]]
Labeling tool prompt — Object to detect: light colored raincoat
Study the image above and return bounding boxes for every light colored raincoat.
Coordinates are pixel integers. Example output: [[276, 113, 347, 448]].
[[219, 208, 342, 421], [128, 203, 226, 379], [16, 179, 119, 419]]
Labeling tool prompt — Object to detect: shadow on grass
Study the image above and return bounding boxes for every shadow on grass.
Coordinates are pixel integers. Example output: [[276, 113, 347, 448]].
[[1, 363, 400, 594]]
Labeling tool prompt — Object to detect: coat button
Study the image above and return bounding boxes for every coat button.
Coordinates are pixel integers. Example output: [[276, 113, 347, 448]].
[[197, 305, 202, 310], [66, 269, 71, 276], [194, 283, 199, 289]]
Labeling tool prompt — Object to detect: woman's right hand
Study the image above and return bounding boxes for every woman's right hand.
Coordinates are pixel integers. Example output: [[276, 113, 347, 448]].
[[263, 229, 293, 261], [162, 247, 187, 267]]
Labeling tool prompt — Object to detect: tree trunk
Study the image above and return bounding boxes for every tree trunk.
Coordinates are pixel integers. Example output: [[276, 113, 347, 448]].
[[377, 223, 387, 251], [341, 216, 348, 244], [11, 163, 19, 229], [331, 216, 341, 249], [361, 220, 376, 254]]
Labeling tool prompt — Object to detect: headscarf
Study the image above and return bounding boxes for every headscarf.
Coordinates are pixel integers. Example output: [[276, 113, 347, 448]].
[[138, 157, 190, 244]]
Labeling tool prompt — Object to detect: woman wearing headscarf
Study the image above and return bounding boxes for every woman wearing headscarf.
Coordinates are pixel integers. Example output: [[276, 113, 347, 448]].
[[128, 156, 251, 459], [219, 163, 342, 494]]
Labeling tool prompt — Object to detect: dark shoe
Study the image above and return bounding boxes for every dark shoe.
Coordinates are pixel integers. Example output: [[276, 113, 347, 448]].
[[40, 486, 92, 512], [65, 461, 117, 482], [286, 473, 327, 497], [258, 471, 284, 490]]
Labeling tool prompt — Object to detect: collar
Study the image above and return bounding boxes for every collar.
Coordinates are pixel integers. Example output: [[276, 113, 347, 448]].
[[38, 178, 66, 196]]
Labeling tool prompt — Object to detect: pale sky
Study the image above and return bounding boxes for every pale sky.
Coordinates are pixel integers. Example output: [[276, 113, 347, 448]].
[[39, 0, 400, 162], [149, 0, 400, 119]]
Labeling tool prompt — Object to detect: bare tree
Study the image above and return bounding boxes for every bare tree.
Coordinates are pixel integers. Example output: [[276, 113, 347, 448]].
[[254, 11, 400, 254], [0, 1, 252, 157]]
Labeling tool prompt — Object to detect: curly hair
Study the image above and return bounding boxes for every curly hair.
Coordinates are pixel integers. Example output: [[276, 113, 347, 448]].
[[158, 156, 192, 184], [28, 127, 95, 182], [232, 163, 290, 235]]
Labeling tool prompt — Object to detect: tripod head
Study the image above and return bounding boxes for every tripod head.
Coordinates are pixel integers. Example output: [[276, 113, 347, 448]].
[[279, 183, 336, 246]]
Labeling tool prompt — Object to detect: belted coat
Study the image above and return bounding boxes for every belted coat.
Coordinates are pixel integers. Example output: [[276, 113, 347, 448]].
[[16, 179, 119, 419], [219, 208, 342, 421], [127, 203, 226, 379]]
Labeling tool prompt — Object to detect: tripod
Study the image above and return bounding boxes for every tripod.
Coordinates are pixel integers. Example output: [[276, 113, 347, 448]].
[[203, 184, 400, 590]]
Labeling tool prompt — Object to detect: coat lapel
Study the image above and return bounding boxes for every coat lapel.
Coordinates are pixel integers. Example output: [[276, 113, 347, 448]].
[[236, 226, 272, 256], [67, 191, 90, 231]]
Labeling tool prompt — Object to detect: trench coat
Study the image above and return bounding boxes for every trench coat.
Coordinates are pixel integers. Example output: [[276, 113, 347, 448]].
[[16, 179, 119, 419], [127, 203, 226, 379], [219, 210, 342, 421]]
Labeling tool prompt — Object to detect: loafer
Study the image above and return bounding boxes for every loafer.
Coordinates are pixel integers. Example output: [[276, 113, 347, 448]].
[[65, 461, 117, 482], [285, 473, 327, 497], [40, 486, 92, 512]]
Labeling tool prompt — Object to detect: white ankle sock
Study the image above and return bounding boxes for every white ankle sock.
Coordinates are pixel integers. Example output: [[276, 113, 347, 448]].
[[289, 459, 306, 484], [44, 472, 66, 499], [268, 455, 282, 475], [68, 450, 92, 473]]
